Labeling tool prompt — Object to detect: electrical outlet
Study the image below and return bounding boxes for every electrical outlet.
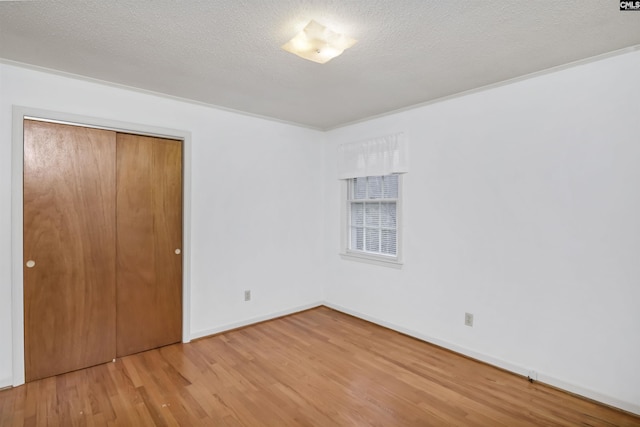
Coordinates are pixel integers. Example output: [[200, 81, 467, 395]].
[[244, 290, 251, 301], [464, 312, 474, 327]]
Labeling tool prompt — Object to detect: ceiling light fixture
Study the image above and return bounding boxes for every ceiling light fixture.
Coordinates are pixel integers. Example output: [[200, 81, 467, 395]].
[[282, 20, 357, 64]]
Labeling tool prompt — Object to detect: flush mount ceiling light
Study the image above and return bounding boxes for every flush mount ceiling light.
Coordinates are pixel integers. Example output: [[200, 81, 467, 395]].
[[282, 20, 357, 64]]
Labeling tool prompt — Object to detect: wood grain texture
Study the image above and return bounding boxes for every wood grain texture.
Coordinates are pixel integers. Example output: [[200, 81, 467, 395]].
[[3, 307, 638, 426], [116, 133, 183, 357], [23, 119, 117, 382]]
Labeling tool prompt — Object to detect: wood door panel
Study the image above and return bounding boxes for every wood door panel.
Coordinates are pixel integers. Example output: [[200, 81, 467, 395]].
[[116, 133, 183, 357], [23, 120, 117, 381]]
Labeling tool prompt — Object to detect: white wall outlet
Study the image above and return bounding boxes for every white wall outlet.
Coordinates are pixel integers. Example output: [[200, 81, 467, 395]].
[[244, 290, 251, 301], [464, 312, 474, 327]]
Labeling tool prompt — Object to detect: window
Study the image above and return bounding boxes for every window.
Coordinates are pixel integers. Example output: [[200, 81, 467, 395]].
[[338, 132, 407, 267], [346, 174, 400, 261]]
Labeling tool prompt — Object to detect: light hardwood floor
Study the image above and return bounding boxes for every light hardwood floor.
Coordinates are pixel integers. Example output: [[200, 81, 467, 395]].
[[1, 307, 638, 426]]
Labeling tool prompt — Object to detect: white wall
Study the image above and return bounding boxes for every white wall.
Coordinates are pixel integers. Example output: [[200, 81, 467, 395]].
[[323, 50, 640, 413], [2, 49, 639, 415], [0, 64, 326, 386]]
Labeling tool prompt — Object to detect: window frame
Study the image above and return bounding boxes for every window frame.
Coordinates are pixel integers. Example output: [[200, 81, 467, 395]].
[[340, 174, 403, 268]]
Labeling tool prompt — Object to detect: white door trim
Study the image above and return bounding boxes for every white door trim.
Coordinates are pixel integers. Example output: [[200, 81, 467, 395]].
[[11, 105, 193, 386]]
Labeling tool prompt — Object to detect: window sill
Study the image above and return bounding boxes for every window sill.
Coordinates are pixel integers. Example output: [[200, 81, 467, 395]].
[[340, 252, 403, 269]]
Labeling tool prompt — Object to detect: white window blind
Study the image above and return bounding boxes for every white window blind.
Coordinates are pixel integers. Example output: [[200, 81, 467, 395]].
[[348, 175, 398, 257]]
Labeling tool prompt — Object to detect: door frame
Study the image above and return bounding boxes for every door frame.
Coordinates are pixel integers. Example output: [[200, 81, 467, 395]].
[[11, 105, 192, 386]]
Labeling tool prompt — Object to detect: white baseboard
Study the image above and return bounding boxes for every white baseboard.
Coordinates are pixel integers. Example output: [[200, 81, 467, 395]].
[[534, 375, 640, 417], [323, 302, 640, 416], [0, 376, 13, 390], [189, 301, 324, 340]]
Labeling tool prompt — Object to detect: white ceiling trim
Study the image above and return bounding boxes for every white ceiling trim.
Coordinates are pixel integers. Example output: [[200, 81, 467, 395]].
[[4, 44, 638, 132], [329, 45, 640, 131]]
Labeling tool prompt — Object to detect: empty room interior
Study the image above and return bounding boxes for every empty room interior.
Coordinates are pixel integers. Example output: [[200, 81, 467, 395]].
[[1, 1, 639, 425]]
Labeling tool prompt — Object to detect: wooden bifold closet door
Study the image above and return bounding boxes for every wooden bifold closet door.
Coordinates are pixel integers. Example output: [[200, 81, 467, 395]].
[[23, 120, 182, 382]]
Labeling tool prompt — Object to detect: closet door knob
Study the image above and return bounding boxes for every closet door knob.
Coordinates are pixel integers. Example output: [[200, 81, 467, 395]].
[[175, 249, 181, 255], [26, 260, 36, 268]]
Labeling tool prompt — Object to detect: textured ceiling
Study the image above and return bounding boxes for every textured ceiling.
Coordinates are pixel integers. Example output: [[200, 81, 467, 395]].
[[1, 1, 639, 129]]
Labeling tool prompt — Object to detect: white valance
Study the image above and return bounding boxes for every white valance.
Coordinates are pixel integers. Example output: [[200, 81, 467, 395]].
[[337, 132, 408, 179]]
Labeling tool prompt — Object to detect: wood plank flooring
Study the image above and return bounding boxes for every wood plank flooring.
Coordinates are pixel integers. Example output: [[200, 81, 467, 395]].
[[1, 306, 639, 426]]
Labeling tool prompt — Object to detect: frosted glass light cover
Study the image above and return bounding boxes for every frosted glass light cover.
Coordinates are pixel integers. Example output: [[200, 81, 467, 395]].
[[282, 20, 357, 64]]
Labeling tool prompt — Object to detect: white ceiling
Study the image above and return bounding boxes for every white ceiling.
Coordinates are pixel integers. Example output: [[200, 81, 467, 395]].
[[1, 1, 639, 130]]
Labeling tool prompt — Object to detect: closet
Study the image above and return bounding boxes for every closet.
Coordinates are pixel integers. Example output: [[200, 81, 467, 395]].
[[23, 119, 183, 382]]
